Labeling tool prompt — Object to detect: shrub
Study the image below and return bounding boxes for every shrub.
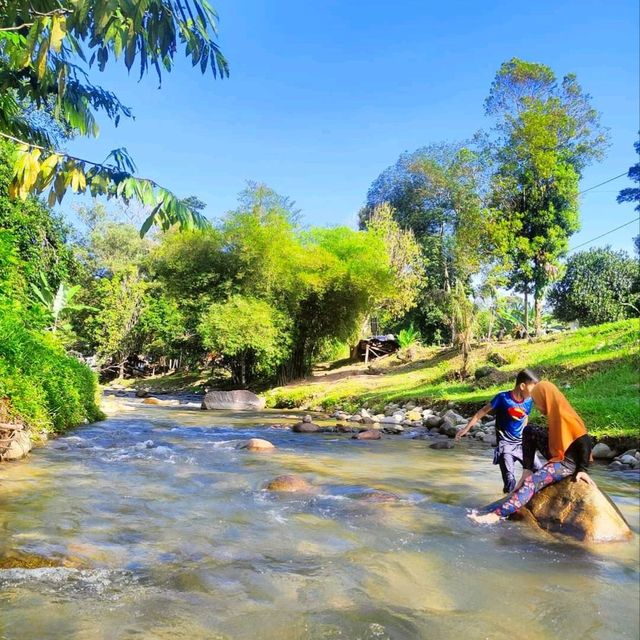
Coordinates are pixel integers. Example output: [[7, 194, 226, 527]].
[[0, 301, 103, 433], [397, 324, 422, 348]]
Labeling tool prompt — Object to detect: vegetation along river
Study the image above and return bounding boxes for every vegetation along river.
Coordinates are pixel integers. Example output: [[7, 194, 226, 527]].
[[0, 401, 638, 640]]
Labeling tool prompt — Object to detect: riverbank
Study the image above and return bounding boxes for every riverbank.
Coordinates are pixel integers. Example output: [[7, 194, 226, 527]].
[[264, 320, 639, 440], [124, 319, 639, 444]]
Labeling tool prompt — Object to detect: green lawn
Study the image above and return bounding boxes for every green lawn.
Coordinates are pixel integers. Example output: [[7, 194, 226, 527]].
[[265, 319, 640, 438]]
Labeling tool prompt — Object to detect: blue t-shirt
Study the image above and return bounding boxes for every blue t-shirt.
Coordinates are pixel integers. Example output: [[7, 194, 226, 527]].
[[490, 391, 533, 442]]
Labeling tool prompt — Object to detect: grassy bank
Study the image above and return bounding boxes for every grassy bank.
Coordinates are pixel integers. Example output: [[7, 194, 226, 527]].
[[265, 319, 639, 439]]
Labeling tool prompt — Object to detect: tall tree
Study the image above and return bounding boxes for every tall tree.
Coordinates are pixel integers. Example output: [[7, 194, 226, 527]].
[[363, 142, 490, 342], [486, 58, 608, 334], [0, 1, 227, 234]]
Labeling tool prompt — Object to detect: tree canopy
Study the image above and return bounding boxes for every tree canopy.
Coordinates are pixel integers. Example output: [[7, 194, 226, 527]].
[[0, 1, 228, 234]]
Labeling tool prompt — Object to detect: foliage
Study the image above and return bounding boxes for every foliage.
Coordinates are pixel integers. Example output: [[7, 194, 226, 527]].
[[0, 1, 228, 233], [146, 184, 401, 382], [364, 202, 424, 321], [397, 324, 422, 349], [135, 291, 186, 362], [198, 295, 290, 386], [74, 202, 153, 276], [486, 58, 608, 334], [548, 247, 639, 325], [362, 142, 491, 342], [0, 223, 101, 432], [84, 267, 147, 376], [617, 139, 640, 212], [450, 280, 477, 376], [0, 140, 77, 290]]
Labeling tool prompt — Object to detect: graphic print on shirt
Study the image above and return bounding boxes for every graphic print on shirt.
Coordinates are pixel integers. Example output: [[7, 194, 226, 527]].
[[490, 391, 533, 442]]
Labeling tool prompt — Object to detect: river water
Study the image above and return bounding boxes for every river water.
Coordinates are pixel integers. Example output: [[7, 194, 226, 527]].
[[0, 402, 638, 640]]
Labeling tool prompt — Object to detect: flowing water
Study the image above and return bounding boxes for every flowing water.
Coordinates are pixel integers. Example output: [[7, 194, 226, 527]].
[[0, 401, 638, 640]]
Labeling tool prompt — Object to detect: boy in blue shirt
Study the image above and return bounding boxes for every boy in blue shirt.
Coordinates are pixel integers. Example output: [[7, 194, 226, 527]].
[[455, 369, 539, 493]]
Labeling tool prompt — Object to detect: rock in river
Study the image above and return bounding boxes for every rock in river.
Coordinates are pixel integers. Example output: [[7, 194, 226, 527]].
[[265, 475, 313, 492], [591, 442, 616, 460], [522, 477, 633, 543], [292, 421, 322, 433], [238, 438, 275, 452], [2, 430, 32, 461], [352, 429, 382, 440], [201, 390, 266, 411], [429, 440, 455, 450]]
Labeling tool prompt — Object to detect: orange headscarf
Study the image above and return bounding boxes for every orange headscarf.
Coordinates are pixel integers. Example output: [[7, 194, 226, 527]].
[[531, 381, 587, 462]]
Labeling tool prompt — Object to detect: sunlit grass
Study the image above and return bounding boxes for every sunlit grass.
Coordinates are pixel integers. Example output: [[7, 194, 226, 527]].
[[265, 319, 640, 437]]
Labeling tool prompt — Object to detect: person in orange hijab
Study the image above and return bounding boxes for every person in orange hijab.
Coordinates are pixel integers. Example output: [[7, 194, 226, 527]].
[[469, 380, 594, 524]]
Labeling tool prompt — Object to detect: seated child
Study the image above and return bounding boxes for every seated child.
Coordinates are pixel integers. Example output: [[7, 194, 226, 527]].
[[455, 369, 539, 492]]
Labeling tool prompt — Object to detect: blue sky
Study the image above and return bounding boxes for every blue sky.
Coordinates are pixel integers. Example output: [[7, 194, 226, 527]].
[[66, 0, 639, 251]]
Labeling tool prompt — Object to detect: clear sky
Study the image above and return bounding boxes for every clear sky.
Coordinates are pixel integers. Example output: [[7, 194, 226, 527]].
[[66, 0, 639, 252]]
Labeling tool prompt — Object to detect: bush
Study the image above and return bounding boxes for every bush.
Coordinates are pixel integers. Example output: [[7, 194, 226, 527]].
[[397, 324, 422, 348], [0, 301, 103, 433]]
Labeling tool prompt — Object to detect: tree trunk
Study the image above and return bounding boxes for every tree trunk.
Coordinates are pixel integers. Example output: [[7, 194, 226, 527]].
[[534, 290, 541, 336], [118, 360, 125, 380], [523, 287, 530, 338]]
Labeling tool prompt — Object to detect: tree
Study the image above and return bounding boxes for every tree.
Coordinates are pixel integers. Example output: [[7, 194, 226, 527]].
[[135, 291, 187, 367], [0, 1, 227, 234], [548, 247, 639, 325], [363, 202, 424, 323], [362, 142, 490, 343], [198, 296, 290, 386], [86, 267, 147, 378], [0, 140, 77, 290], [73, 202, 153, 276], [486, 59, 608, 335], [617, 139, 640, 212], [450, 280, 477, 377]]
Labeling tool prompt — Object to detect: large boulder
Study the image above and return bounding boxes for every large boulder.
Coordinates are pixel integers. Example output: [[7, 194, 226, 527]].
[[522, 478, 633, 543], [2, 430, 32, 461], [201, 390, 265, 411], [265, 474, 313, 492]]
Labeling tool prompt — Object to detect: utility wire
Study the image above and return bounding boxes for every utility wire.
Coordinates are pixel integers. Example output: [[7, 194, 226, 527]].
[[567, 217, 640, 253], [578, 172, 627, 195]]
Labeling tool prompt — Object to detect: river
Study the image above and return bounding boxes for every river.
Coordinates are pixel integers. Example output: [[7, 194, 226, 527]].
[[0, 401, 638, 639]]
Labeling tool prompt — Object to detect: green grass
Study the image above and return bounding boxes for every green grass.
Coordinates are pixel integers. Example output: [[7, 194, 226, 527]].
[[264, 319, 640, 439], [117, 370, 209, 394]]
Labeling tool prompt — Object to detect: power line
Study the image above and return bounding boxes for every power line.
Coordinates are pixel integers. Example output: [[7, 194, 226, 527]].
[[567, 217, 640, 253], [578, 172, 627, 195]]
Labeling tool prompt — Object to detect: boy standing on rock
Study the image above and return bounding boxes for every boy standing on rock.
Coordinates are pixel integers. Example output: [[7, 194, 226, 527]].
[[455, 369, 539, 493]]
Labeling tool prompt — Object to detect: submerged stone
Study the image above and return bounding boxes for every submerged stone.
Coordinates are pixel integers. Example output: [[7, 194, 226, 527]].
[[429, 440, 455, 450], [265, 474, 313, 492]]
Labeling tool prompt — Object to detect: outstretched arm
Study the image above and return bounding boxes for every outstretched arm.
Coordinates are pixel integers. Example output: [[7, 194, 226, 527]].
[[455, 404, 492, 441]]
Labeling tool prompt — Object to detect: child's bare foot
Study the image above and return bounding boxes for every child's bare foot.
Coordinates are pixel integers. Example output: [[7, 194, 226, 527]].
[[467, 510, 501, 524]]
